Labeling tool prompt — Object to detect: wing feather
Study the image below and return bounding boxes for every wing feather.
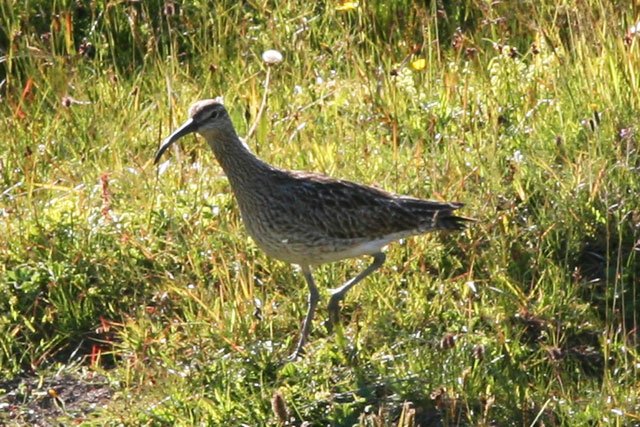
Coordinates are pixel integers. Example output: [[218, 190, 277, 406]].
[[269, 171, 469, 240]]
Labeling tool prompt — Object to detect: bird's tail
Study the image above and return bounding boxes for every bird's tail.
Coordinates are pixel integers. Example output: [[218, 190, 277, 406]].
[[400, 199, 474, 231], [434, 204, 474, 230]]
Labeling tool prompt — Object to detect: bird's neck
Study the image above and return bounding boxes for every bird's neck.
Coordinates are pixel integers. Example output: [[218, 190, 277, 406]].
[[204, 128, 274, 189]]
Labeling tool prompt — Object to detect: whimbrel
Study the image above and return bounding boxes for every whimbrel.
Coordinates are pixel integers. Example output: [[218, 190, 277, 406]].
[[155, 99, 470, 360]]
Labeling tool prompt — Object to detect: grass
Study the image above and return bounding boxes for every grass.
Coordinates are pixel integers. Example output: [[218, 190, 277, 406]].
[[1, 0, 639, 425]]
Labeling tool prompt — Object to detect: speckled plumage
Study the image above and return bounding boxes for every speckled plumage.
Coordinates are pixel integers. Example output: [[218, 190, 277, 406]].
[[155, 99, 471, 360]]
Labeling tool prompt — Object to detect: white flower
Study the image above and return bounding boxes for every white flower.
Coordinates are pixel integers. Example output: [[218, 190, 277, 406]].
[[262, 49, 283, 65], [511, 150, 524, 164]]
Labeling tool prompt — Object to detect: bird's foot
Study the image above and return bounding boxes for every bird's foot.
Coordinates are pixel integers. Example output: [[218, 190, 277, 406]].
[[287, 342, 304, 362], [287, 346, 305, 362], [325, 295, 342, 334]]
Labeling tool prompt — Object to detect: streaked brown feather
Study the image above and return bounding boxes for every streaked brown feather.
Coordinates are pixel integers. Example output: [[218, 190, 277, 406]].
[[265, 170, 469, 240]]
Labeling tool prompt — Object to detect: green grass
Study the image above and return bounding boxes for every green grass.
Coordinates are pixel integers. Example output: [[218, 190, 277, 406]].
[[1, 0, 639, 425]]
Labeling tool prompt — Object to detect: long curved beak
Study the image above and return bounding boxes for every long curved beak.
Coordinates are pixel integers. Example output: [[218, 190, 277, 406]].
[[154, 118, 198, 164]]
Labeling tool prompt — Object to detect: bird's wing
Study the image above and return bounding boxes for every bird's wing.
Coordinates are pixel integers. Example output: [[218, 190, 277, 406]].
[[271, 171, 467, 240]]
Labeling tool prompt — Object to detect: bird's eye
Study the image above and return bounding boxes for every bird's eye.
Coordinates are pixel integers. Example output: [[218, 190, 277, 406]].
[[210, 111, 219, 120]]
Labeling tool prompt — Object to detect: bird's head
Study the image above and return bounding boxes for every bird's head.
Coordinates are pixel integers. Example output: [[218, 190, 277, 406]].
[[154, 98, 231, 164]]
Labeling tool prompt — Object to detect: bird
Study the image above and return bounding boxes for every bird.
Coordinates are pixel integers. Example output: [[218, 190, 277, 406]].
[[154, 98, 471, 360]]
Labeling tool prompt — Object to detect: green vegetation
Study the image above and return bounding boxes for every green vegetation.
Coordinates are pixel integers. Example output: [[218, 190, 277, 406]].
[[1, 0, 638, 425]]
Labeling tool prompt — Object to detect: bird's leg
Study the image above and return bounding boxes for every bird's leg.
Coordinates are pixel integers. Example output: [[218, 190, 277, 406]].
[[326, 252, 386, 332], [288, 265, 320, 361]]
